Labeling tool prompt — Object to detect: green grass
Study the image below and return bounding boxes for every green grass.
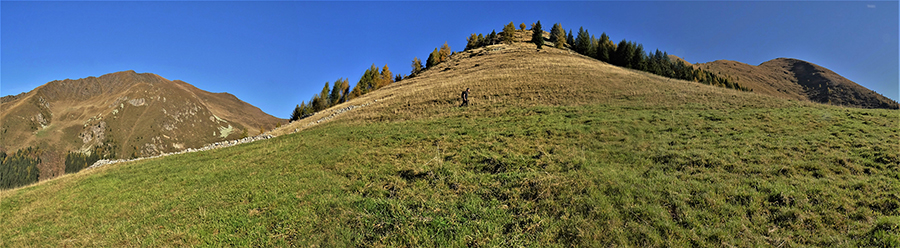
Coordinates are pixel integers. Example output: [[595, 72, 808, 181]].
[[2, 101, 898, 247]]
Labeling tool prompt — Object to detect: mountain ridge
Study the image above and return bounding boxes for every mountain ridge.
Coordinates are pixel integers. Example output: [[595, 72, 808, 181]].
[[696, 58, 899, 109], [1, 70, 285, 181]]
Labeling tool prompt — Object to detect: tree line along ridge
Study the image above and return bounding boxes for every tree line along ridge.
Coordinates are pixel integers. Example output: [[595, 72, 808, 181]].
[[289, 21, 751, 121]]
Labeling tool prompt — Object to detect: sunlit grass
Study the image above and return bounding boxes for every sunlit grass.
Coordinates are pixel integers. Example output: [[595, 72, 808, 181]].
[[3, 42, 898, 247], [3, 100, 897, 247]]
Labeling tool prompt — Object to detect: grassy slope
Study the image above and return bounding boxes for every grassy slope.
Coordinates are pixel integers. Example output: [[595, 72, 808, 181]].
[[2, 39, 899, 247]]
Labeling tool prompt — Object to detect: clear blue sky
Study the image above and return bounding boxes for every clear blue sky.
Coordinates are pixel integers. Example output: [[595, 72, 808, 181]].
[[3, 1, 897, 119]]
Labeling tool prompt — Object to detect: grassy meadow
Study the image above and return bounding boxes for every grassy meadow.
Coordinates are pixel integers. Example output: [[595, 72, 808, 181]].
[[2, 42, 898, 247]]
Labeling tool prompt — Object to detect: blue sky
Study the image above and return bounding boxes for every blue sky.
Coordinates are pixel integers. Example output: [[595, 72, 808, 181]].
[[2, 1, 897, 119]]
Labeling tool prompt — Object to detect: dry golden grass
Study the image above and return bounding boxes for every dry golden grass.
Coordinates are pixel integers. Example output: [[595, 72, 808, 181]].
[[273, 39, 796, 136]]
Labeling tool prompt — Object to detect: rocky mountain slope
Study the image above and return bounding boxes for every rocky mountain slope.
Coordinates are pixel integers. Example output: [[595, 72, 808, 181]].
[[696, 58, 899, 109], [1, 70, 284, 179]]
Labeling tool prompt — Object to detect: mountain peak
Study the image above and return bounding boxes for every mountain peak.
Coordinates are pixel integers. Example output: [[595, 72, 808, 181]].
[[1, 71, 285, 181], [698, 57, 899, 109]]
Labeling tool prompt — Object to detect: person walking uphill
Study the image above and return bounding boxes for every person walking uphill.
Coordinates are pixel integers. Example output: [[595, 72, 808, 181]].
[[460, 88, 470, 107]]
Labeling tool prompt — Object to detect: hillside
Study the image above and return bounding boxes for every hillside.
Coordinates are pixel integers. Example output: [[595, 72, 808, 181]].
[[2, 31, 898, 247], [0, 71, 284, 181], [697, 58, 899, 109]]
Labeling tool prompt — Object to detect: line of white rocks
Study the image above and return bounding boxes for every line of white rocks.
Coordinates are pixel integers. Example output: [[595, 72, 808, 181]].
[[86, 134, 274, 170], [296, 99, 377, 132], [87, 99, 378, 170]]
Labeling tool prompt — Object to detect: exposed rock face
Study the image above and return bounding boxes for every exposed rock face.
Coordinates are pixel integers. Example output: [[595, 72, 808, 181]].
[[1, 70, 286, 180], [79, 121, 107, 145]]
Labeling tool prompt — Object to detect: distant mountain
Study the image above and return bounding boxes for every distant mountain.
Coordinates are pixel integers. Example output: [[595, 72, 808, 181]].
[[695, 58, 899, 109], [0, 70, 285, 180]]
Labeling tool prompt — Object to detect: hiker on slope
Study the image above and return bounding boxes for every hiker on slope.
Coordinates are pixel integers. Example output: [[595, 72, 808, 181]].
[[460, 88, 470, 107]]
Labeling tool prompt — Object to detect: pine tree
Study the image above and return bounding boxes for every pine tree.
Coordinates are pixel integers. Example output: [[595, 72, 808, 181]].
[[550, 23, 566, 48], [349, 81, 363, 101], [291, 104, 302, 121], [614, 39, 632, 67], [322, 82, 331, 106], [310, 94, 322, 112], [632, 43, 646, 71], [489, 30, 498, 45], [426, 48, 439, 68], [476, 34, 485, 47], [330, 78, 343, 106], [597, 32, 611, 62], [549, 23, 561, 44], [466, 33, 478, 51], [575, 27, 591, 55], [439, 42, 452, 63], [379, 65, 394, 89], [520, 23, 526, 31], [411, 57, 423, 75], [310, 82, 329, 111], [362, 64, 379, 91], [350, 65, 379, 99], [566, 30, 575, 48], [502, 22, 516, 44], [340, 79, 350, 103], [297, 101, 306, 117], [532, 20, 544, 49]]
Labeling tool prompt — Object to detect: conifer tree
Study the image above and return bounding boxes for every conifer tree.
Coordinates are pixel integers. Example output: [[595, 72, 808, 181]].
[[311, 93, 322, 112], [632, 43, 646, 71], [550, 23, 566, 48], [330, 78, 343, 106], [339, 79, 350, 103], [466, 33, 478, 51], [363, 64, 379, 91], [597, 32, 612, 62], [532, 21, 544, 49], [549, 23, 560, 44], [298, 101, 308, 116], [502, 22, 516, 44], [575, 27, 591, 55], [350, 64, 379, 99], [566, 30, 575, 48], [477, 34, 485, 47], [426, 48, 439, 68], [395, 74, 403, 82], [489, 30, 498, 45], [379, 65, 394, 89], [349, 81, 363, 101], [520, 23, 526, 31], [439, 42, 452, 63], [411, 57, 423, 75], [316, 82, 330, 111], [291, 104, 302, 121], [614, 39, 630, 67]]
